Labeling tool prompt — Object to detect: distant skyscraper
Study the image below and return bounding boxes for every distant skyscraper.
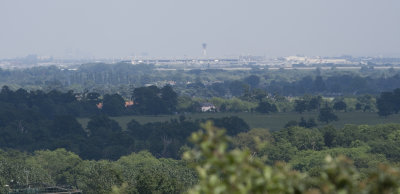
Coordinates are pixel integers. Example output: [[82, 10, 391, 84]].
[[202, 43, 207, 57]]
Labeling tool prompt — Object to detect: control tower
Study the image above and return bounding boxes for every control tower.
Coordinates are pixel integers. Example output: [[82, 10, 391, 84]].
[[202, 43, 207, 57]]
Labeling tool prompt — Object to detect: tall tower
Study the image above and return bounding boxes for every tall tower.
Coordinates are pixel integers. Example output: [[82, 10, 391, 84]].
[[131, 55, 135, 65], [202, 43, 207, 57]]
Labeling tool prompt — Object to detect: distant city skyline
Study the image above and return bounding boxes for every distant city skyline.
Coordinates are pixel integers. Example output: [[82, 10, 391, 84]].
[[1, 0, 399, 59]]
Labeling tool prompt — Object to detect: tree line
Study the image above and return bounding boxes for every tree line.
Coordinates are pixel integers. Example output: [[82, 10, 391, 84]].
[[2, 63, 400, 98]]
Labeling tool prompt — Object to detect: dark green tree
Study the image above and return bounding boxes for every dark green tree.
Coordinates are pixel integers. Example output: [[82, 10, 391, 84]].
[[318, 105, 339, 124], [132, 85, 177, 115], [102, 94, 126, 116], [228, 80, 247, 96], [294, 100, 308, 114], [243, 75, 260, 89], [209, 116, 250, 136], [313, 76, 326, 92], [50, 115, 86, 138], [333, 100, 347, 112], [284, 120, 298, 128], [161, 85, 178, 113], [377, 91, 395, 117], [307, 96, 322, 111], [210, 82, 227, 97], [255, 101, 277, 113], [299, 117, 317, 128], [85, 115, 129, 160], [126, 119, 147, 139]]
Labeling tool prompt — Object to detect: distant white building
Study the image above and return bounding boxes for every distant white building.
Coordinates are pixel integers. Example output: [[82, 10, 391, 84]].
[[285, 56, 350, 65], [201, 103, 216, 112]]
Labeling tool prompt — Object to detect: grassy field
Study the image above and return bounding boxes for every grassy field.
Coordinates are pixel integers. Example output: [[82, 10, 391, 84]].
[[77, 112, 400, 131]]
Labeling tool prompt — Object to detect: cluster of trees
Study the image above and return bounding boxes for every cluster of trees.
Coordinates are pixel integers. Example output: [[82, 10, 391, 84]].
[[181, 70, 400, 98], [0, 149, 196, 194], [185, 123, 400, 193], [0, 63, 155, 91], [377, 88, 400, 116], [0, 99, 249, 160], [181, 92, 380, 115], [0, 86, 89, 117], [3, 122, 400, 193], [0, 85, 179, 117], [318, 105, 339, 123], [3, 69, 400, 117], [178, 96, 259, 113], [232, 123, 400, 174], [294, 95, 323, 113], [7, 83, 399, 119], [131, 85, 177, 115], [284, 117, 318, 128], [0, 83, 254, 160], [291, 96, 339, 124], [255, 101, 278, 113], [266, 73, 400, 96], [90, 85, 179, 116], [122, 115, 248, 159]]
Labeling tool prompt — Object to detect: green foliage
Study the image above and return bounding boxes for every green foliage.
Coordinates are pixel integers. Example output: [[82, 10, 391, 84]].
[[333, 100, 347, 111], [208, 116, 250, 136], [356, 94, 377, 112], [3, 63, 400, 99], [176, 96, 202, 112], [75, 160, 123, 194], [209, 97, 257, 112], [229, 80, 247, 96], [243, 75, 260, 89], [318, 106, 339, 123], [377, 88, 400, 116], [275, 127, 324, 151], [284, 120, 299, 128], [184, 122, 306, 194], [232, 128, 272, 154], [261, 138, 298, 163], [255, 101, 278, 113], [2, 122, 400, 193], [299, 117, 317, 128], [294, 95, 323, 114], [161, 85, 178, 113], [184, 122, 400, 193], [294, 99, 308, 114], [27, 149, 82, 186], [0, 150, 53, 188], [0, 149, 194, 194], [285, 117, 318, 129], [115, 151, 197, 194], [102, 94, 126, 116], [290, 146, 386, 176], [131, 85, 178, 115], [313, 155, 360, 193], [85, 115, 131, 160]]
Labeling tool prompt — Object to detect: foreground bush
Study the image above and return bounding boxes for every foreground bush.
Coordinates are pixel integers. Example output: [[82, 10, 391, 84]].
[[184, 122, 400, 194]]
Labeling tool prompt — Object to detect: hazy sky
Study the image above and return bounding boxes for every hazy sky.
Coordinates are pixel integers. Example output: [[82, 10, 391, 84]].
[[0, 0, 399, 58]]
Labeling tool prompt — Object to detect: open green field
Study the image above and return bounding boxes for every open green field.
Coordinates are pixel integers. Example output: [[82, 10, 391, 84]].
[[78, 112, 400, 131]]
